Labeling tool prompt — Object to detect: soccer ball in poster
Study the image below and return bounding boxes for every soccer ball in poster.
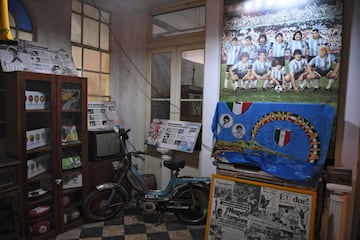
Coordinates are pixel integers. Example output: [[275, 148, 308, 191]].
[[274, 85, 283, 93]]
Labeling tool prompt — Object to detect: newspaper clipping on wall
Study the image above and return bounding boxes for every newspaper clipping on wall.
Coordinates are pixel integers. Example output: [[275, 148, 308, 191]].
[[144, 119, 201, 153], [0, 39, 77, 75], [207, 175, 315, 240]]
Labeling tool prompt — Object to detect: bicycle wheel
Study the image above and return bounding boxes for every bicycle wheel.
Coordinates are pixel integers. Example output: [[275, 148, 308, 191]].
[[174, 185, 209, 225], [83, 189, 126, 221]]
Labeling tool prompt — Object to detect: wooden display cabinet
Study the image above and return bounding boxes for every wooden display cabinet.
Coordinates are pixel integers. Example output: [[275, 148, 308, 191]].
[[0, 156, 23, 240], [87, 158, 116, 191], [0, 79, 4, 134], [2, 71, 88, 239]]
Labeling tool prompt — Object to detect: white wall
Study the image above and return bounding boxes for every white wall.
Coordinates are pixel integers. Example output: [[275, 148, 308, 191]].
[[341, 0, 360, 238], [199, 0, 221, 177], [109, 9, 148, 154], [24, 0, 72, 51]]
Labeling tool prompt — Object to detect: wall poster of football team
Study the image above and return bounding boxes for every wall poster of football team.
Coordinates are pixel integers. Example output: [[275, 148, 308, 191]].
[[220, 0, 343, 108]]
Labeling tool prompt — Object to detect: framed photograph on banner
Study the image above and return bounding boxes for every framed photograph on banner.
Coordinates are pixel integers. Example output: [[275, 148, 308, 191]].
[[205, 174, 317, 240]]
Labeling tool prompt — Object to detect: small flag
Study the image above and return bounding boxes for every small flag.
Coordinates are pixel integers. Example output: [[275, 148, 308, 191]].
[[274, 128, 291, 146]]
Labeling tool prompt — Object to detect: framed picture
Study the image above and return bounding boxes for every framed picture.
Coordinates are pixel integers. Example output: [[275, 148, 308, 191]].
[[219, 0, 344, 168], [220, 0, 343, 108], [205, 174, 317, 240]]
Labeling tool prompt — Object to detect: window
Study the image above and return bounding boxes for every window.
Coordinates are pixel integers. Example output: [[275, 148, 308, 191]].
[[8, 0, 33, 41], [71, 0, 111, 101], [152, 5, 205, 39]]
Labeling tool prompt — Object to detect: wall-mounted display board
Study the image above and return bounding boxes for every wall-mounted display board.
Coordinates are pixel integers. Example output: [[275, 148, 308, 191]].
[[205, 174, 317, 240], [87, 101, 118, 130]]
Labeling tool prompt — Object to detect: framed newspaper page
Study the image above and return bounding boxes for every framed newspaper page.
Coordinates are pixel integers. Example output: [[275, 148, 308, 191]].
[[205, 174, 317, 240]]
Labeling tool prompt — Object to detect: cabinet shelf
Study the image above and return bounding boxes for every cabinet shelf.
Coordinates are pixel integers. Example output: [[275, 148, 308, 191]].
[[27, 171, 52, 182], [62, 109, 82, 113], [26, 109, 52, 113], [61, 141, 82, 148], [26, 145, 52, 154]]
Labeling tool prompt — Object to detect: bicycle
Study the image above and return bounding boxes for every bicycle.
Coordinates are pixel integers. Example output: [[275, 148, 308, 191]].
[[83, 128, 211, 225]]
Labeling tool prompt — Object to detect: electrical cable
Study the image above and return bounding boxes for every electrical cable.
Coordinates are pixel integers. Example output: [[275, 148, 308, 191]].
[[87, 0, 214, 154]]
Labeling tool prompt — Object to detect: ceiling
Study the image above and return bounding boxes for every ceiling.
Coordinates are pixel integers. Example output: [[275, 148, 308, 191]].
[[90, 0, 186, 12], [87, 0, 205, 38]]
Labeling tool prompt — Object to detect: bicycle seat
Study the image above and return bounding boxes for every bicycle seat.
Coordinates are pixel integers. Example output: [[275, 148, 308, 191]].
[[164, 158, 186, 170]]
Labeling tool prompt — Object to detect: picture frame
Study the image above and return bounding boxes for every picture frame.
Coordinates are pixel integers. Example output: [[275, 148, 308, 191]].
[[220, 0, 343, 108], [205, 174, 317, 240]]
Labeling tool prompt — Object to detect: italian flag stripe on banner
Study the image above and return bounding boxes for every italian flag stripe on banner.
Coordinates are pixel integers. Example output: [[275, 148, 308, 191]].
[[232, 102, 252, 115], [274, 128, 291, 147]]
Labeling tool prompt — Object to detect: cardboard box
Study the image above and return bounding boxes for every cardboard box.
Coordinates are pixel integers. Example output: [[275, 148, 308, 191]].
[[26, 128, 51, 150], [25, 91, 48, 110], [27, 154, 50, 179]]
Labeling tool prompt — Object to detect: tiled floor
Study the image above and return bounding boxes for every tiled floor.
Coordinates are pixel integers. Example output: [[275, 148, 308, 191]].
[[55, 207, 206, 240]]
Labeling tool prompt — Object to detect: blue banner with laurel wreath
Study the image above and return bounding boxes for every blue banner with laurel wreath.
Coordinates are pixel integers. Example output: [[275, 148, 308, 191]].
[[212, 101, 335, 186]]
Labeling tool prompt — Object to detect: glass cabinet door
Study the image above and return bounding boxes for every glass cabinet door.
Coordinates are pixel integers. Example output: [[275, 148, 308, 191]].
[[58, 77, 87, 230], [24, 76, 57, 238]]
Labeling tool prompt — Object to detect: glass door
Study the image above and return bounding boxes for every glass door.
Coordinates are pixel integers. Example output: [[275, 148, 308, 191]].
[[57, 76, 87, 231], [146, 45, 204, 188], [148, 46, 204, 122]]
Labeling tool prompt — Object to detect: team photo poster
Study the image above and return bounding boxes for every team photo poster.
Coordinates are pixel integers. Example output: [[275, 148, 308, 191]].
[[220, 0, 343, 108]]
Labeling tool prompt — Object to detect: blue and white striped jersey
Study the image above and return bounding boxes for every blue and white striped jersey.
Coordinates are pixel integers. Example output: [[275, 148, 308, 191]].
[[271, 41, 288, 58], [288, 58, 308, 73], [308, 54, 337, 72], [252, 60, 271, 74], [225, 41, 241, 65], [288, 40, 308, 56], [232, 60, 252, 75], [271, 66, 286, 81], [307, 38, 328, 56], [241, 45, 259, 62]]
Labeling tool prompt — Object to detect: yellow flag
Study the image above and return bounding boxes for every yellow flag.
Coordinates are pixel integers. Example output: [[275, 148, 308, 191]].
[[0, 0, 14, 40]]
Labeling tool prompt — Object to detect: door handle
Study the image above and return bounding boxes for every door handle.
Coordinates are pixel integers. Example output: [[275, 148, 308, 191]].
[[55, 179, 62, 185]]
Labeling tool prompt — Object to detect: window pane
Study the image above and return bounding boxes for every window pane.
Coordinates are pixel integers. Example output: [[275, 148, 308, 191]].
[[71, 46, 82, 69], [151, 52, 171, 98], [72, 0, 82, 13], [100, 10, 110, 23], [180, 100, 202, 122], [152, 6, 205, 38], [71, 13, 81, 43], [9, 13, 15, 27], [83, 48, 100, 71], [84, 4, 99, 19], [101, 52, 110, 73], [10, 29, 16, 38], [151, 101, 170, 120], [18, 31, 33, 41], [100, 74, 110, 96], [181, 49, 204, 99], [83, 17, 99, 47], [100, 23, 109, 50], [83, 71, 100, 95]]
